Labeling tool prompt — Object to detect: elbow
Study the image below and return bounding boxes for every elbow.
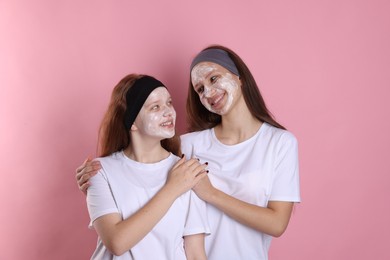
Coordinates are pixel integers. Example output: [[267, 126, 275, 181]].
[[108, 246, 127, 256], [265, 201, 294, 237], [271, 229, 285, 238], [110, 247, 126, 257], [106, 244, 124, 256], [105, 238, 130, 256], [270, 223, 289, 238]]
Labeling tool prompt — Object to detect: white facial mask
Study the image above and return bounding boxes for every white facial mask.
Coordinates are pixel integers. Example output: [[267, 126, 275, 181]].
[[191, 63, 240, 115], [134, 87, 176, 139]]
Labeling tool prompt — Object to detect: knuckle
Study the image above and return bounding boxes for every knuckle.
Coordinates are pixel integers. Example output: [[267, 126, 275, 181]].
[[80, 175, 88, 183]]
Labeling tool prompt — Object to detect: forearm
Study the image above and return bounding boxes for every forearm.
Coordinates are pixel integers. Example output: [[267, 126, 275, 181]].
[[95, 187, 178, 255], [184, 234, 207, 260], [205, 188, 293, 237]]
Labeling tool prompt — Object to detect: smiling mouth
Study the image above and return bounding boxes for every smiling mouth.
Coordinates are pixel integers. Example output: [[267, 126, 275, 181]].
[[160, 120, 174, 127], [210, 93, 225, 107]]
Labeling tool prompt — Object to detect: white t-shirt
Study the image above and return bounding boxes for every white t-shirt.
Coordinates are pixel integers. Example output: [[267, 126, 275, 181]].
[[87, 152, 210, 260], [180, 123, 301, 260]]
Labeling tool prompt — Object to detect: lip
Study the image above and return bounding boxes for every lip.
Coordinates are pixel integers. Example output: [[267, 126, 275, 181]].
[[160, 119, 175, 128], [209, 93, 225, 109]]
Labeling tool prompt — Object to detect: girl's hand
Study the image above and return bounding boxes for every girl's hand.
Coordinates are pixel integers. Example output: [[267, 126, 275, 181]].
[[75, 158, 101, 194], [192, 175, 215, 201], [165, 157, 208, 198]]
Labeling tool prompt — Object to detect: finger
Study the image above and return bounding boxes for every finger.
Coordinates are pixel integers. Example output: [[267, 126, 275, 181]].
[[76, 162, 101, 181], [171, 155, 186, 170], [77, 174, 87, 187], [78, 170, 98, 186], [193, 171, 208, 183], [76, 159, 101, 174], [187, 159, 204, 172], [192, 163, 208, 176], [78, 171, 92, 186], [85, 163, 102, 173], [79, 182, 90, 194], [76, 165, 89, 181], [76, 158, 91, 174], [196, 169, 209, 177], [181, 158, 199, 169], [76, 169, 84, 181]]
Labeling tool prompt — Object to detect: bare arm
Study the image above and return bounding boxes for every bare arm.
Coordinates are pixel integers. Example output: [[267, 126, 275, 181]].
[[193, 177, 293, 237], [91, 157, 208, 256], [184, 233, 207, 260], [93, 186, 178, 255], [193, 133, 299, 237]]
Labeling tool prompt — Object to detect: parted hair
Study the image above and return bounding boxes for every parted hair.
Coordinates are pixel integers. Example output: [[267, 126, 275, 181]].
[[186, 45, 285, 132]]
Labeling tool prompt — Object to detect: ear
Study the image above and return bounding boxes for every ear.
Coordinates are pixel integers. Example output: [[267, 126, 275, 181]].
[[130, 124, 138, 131]]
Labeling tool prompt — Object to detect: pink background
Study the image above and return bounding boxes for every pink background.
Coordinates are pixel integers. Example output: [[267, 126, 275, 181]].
[[1, 0, 389, 259]]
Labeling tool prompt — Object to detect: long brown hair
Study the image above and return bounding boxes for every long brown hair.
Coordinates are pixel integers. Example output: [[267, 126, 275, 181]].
[[186, 45, 285, 132], [98, 73, 181, 157]]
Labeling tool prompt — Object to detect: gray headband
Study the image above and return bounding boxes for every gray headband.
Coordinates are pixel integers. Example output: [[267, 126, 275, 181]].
[[190, 48, 240, 76]]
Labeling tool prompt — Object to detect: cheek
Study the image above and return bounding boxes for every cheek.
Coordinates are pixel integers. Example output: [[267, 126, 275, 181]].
[[200, 98, 211, 109], [217, 76, 239, 94], [171, 109, 177, 121], [148, 113, 161, 124], [141, 113, 160, 132]]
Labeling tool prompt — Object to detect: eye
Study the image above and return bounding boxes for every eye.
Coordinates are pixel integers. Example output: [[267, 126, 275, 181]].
[[167, 99, 173, 106], [210, 75, 218, 83], [196, 86, 204, 94], [151, 105, 159, 110]]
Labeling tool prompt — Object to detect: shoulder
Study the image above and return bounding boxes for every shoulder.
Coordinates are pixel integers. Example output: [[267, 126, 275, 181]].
[[180, 130, 212, 154], [92, 152, 124, 179], [167, 153, 181, 165], [262, 123, 298, 146], [180, 130, 206, 141], [180, 129, 210, 144], [95, 152, 123, 165]]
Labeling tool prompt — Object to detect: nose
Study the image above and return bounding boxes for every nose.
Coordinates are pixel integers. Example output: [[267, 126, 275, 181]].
[[203, 85, 215, 98], [162, 105, 174, 117]]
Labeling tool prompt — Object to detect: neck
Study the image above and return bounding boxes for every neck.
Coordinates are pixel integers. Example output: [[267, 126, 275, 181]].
[[124, 136, 169, 163], [215, 101, 262, 145]]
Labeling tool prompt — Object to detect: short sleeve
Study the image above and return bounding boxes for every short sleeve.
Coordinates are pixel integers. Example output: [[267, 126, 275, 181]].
[[183, 191, 211, 237], [86, 168, 119, 229], [269, 133, 301, 202]]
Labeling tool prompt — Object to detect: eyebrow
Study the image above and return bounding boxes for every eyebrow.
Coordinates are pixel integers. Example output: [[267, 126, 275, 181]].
[[193, 71, 214, 88]]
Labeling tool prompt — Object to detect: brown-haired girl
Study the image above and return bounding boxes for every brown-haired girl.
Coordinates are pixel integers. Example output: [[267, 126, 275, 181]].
[[181, 45, 300, 259]]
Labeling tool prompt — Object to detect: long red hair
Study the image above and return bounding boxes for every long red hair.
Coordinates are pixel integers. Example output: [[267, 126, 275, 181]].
[[98, 74, 181, 157]]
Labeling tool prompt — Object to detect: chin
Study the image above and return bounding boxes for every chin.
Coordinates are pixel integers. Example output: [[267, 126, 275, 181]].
[[163, 132, 175, 139]]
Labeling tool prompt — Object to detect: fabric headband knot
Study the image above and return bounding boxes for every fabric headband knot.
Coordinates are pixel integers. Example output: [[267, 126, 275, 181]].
[[124, 76, 166, 130], [190, 48, 240, 76]]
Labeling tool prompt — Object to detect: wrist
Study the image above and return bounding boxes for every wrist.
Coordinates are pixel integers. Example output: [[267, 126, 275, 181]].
[[160, 184, 181, 201], [202, 186, 219, 203]]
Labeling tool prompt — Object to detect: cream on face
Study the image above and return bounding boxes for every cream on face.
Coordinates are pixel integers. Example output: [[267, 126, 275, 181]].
[[134, 87, 176, 139], [191, 62, 240, 115]]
